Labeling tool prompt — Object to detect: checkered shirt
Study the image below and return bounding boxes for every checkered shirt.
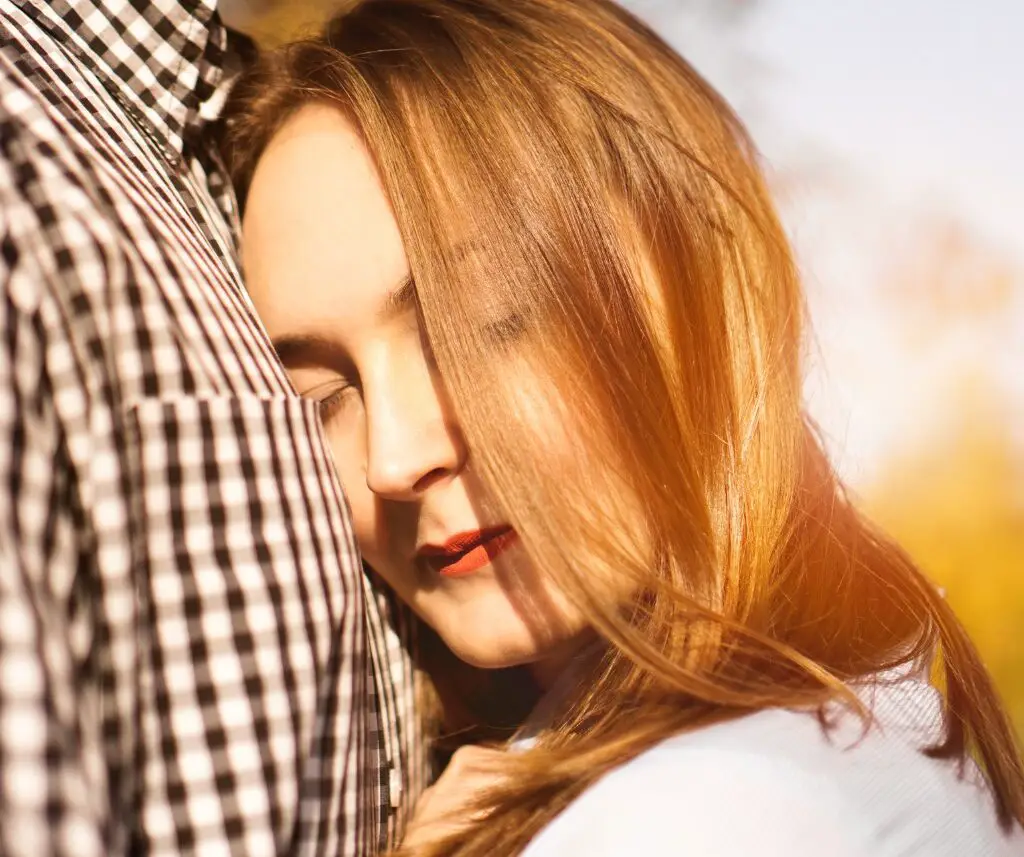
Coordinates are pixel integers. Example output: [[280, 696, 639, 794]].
[[0, 1, 426, 854]]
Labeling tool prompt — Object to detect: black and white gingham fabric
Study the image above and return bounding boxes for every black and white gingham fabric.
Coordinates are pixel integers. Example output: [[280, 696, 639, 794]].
[[0, 1, 426, 853]]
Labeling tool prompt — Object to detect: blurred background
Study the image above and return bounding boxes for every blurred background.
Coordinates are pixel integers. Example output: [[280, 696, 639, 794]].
[[241, 0, 1024, 739]]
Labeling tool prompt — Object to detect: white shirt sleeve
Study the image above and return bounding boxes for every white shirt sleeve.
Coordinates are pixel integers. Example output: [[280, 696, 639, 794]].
[[522, 744, 870, 857]]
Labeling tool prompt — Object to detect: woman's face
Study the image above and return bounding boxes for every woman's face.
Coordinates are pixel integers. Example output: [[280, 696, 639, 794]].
[[242, 104, 588, 671]]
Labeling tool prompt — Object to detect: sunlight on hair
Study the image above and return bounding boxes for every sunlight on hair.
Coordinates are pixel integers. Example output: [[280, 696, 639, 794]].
[[223, 1, 1024, 853]]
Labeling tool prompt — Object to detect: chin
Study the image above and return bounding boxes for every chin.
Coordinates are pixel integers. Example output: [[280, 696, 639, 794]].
[[440, 629, 546, 671]]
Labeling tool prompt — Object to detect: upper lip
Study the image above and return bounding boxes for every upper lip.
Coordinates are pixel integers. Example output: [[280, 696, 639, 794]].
[[416, 526, 514, 559]]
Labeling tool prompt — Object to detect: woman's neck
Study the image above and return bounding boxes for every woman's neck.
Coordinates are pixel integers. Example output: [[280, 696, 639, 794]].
[[527, 630, 602, 692]]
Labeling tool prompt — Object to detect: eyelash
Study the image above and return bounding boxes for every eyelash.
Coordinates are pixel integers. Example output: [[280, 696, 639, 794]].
[[317, 385, 353, 423], [483, 311, 528, 344]]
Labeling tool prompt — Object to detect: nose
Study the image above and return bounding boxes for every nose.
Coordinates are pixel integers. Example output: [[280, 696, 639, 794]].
[[363, 354, 466, 501]]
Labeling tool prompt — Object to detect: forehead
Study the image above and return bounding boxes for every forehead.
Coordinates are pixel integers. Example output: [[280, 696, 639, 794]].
[[241, 103, 409, 338]]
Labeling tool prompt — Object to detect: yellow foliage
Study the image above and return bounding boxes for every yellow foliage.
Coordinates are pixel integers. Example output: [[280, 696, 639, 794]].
[[865, 386, 1024, 741], [245, 0, 358, 46]]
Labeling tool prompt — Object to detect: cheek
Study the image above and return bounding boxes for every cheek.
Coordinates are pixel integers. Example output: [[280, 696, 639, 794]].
[[344, 476, 381, 560], [323, 421, 420, 599], [323, 423, 382, 562]]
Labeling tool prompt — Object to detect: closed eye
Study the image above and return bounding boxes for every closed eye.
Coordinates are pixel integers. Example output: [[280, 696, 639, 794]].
[[317, 384, 358, 423], [482, 311, 529, 345]]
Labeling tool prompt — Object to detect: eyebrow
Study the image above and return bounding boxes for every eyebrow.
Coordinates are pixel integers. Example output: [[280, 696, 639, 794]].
[[270, 274, 418, 368], [271, 332, 342, 369], [376, 240, 481, 321], [379, 273, 417, 322]]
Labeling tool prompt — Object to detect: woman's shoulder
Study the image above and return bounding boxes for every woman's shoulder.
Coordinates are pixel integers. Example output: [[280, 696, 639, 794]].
[[523, 717, 873, 857], [522, 680, 1024, 857]]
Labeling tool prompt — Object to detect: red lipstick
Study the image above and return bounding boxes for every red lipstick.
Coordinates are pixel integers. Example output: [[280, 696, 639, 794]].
[[417, 526, 518, 577]]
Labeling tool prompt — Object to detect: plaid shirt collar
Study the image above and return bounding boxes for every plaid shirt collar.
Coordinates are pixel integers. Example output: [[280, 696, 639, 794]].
[[16, 0, 237, 155]]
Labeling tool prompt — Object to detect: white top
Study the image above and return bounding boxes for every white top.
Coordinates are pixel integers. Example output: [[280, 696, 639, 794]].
[[519, 678, 1024, 856]]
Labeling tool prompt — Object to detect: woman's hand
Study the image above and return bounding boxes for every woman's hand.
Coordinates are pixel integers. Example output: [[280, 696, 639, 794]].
[[402, 746, 509, 849]]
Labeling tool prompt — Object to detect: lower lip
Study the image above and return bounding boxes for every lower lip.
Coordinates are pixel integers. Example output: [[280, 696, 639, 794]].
[[429, 529, 519, 578]]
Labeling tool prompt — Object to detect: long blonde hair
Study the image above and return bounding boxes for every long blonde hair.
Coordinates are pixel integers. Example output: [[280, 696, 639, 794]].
[[224, 0, 1024, 851]]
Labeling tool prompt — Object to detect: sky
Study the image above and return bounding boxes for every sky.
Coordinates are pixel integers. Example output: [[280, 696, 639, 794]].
[[749, 0, 1024, 262], [629, 0, 1024, 486]]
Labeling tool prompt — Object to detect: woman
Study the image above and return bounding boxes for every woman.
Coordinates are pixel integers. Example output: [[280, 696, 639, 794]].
[[223, 0, 1024, 853]]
